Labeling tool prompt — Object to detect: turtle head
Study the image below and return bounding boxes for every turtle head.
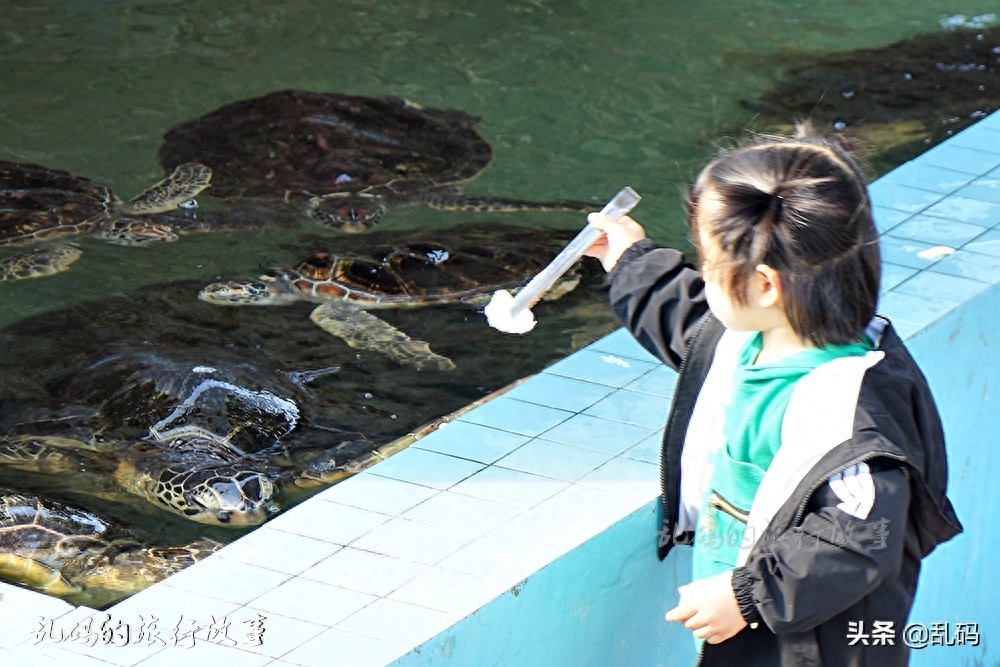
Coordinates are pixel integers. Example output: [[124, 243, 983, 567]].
[[155, 466, 282, 526], [199, 275, 299, 306], [306, 194, 384, 233]]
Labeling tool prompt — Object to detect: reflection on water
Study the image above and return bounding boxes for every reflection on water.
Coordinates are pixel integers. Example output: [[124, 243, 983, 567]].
[[1, 0, 998, 604]]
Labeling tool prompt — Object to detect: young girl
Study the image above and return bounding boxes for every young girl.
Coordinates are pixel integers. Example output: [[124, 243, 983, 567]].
[[585, 128, 962, 666]]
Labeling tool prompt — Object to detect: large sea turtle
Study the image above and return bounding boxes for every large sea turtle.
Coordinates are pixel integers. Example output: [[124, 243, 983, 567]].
[[51, 349, 311, 452], [0, 160, 212, 281], [157, 89, 593, 232], [199, 223, 592, 370], [0, 373, 515, 527], [0, 384, 509, 607], [0, 426, 352, 527], [0, 486, 221, 607], [0, 351, 366, 526], [739, 25, 1000, 173]]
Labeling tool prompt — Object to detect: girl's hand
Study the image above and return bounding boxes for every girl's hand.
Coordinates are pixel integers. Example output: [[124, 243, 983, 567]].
[[664, 570, 748, 644], [584, 212, 647, 272]]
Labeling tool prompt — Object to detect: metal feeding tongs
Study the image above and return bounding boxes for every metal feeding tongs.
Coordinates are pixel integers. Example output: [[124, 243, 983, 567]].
[[485, 186, 641, 334]]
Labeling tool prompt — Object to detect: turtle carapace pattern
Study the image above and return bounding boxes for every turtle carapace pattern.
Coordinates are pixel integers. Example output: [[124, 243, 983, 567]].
[[158, 89, 593, 232]]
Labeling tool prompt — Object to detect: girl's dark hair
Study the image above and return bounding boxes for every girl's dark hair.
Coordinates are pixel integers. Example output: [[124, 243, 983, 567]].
[[687, 124, 880, 347]]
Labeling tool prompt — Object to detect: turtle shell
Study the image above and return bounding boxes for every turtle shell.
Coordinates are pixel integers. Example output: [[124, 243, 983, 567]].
[[54, 350, 304, 454], [0, 487, 126, 555], [0, 161, 113, 245], [0, 487, 137, 598], [288, 223, 579, 306], [157, 89, 494, 202], [0, 486, 221, 605]]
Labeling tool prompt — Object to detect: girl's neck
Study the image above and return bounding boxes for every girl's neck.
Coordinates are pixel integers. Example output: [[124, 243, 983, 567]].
[[755, 326, 814, 365]]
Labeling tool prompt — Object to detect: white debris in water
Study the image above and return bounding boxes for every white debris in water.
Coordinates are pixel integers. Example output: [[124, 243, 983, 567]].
[[917, 245, 957, 261], [601, 355, 631, 368], [192, 366, 218, 374], [425, 249, 449, 265], [939, 13, 997, 30], [484, 289, 536, 334]]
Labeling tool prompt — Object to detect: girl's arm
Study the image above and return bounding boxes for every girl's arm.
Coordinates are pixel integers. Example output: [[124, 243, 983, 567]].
[[732, 461, 911, 634], [585, 212, 710, 370], [606, 241, 710, 371]]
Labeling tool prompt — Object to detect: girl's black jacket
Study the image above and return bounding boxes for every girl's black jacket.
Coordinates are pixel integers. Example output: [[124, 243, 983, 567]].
[[607, 240, 963, 667]]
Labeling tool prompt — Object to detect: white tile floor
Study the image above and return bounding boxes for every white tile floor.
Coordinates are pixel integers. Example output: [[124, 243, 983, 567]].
[[5, 111, 1000, 666]]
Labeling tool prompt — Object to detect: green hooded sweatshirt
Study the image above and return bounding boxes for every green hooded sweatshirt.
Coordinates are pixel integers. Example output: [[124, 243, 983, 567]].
[[692, 332, 872, 582]]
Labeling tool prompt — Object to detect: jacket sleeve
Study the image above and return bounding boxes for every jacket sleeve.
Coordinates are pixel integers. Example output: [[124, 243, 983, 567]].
[[607, 239, 709, 371], [731, 461, 911, 634]]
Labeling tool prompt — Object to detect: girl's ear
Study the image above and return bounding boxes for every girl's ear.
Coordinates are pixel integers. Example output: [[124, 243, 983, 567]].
[[754, 264, 783, 309]]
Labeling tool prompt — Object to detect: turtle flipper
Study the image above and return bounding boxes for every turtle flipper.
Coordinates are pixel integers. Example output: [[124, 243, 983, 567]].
[[0, 435, 102, 474], [121, 163, 212, 215], [69, 539, 223, 603], [309, 301, 456, 371], [0, 244, 82, 281], [0, 553, 82, 596]]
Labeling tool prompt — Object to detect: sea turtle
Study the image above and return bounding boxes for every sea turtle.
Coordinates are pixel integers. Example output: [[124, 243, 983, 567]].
[[0, 393, 489, 528], [0, 486, 221, 607], [157, 89, 593, 233], [739, 25, 1000, 173], [199, 223, 591, 370], [53, 350, 311, 452], [0, 351, 364, 527], [0, 160, 211, 281], [0, 426, 352, 527], [0, 379, 524, 605]]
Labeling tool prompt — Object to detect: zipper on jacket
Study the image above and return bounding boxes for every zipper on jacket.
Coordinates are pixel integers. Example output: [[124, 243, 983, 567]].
[[707, 491, 749, 524], [659, 313, 713, 551]]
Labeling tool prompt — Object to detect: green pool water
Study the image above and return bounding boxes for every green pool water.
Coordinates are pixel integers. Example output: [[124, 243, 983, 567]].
[[2, 0, 998, 324]]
